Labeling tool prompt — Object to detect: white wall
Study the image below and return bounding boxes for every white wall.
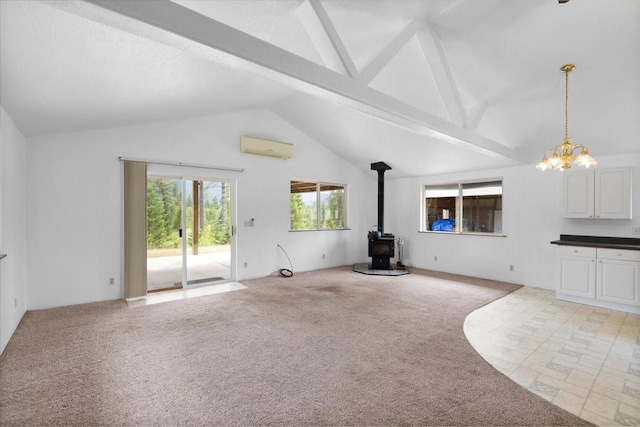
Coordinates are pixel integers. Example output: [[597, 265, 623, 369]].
[[386, 152, 640, 290], [25, 102, 637, 311], [26, 110, 376, 310], [1, 106, 28, 354]]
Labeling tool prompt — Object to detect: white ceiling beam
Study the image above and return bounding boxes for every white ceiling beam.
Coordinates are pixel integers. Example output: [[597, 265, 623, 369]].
[[296, 0, 348, 76], [49, 0, 523, 162], [302, 0, 359, 79], [417, 23, 468, 127], [430, 0, 466, 19], [468, 102, 488, 131], [360, 19, 426, 85]]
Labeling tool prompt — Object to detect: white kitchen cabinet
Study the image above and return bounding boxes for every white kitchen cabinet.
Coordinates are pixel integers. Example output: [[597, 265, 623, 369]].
[[563, 170, 594, 218], [556, 246, 596, 298], [563, 167, 632, 219], [556, 245, 640, 313], [597, 248, 640, 306]]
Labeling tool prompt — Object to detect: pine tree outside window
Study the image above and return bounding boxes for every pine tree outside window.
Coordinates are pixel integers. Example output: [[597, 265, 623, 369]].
[[291, 180, 346, 231]]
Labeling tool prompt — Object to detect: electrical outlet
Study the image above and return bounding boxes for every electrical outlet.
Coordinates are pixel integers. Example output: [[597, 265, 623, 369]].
[[244, 262, 248, 268], [632, 226, 640, 236], [14, 298, 17, 309], [322, 254, 325, 259], [108, 277, 115, 286], [509, 265, 515, 272], [434, 256, 438, 261]]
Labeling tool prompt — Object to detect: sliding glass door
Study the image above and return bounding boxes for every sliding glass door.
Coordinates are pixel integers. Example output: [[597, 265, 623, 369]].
[[184, 180, 232, 286], [146, 177, 183, 291], [146, 176, 232, 292]]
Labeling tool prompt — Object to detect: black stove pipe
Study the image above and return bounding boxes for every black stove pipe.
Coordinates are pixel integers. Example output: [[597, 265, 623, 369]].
[[371, 161, 391, 234]]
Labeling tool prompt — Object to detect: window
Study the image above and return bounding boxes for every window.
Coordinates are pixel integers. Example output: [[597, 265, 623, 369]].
[[290, 180, 346, 230], [423, 180, 503, 235]]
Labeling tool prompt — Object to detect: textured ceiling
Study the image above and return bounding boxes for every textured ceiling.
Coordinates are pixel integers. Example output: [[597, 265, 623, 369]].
[[1, 0, 638, 177]]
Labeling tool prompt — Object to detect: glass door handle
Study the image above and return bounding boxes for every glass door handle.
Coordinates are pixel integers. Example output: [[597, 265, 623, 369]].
[[179, 228, 183, 238]]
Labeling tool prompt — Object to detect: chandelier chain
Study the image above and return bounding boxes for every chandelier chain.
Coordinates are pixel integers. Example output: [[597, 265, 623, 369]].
[[565, 67, 569, 139]]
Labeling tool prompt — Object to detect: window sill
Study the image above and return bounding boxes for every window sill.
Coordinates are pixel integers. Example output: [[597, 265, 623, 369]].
[[418, 231, 506, 237], [290, 228, 352, 232]]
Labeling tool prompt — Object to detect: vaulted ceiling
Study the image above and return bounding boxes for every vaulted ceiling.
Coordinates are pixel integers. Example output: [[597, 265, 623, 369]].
[[1, 0, 638, 177]]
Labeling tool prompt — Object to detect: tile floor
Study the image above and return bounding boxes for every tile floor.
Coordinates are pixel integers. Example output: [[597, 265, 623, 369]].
[[465, 286, 640, 426]]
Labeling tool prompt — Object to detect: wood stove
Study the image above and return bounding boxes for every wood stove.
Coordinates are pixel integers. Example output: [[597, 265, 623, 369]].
[[368, 235, 395, 269], [368, 161, 395, 270], [354, 160, 408, 276]]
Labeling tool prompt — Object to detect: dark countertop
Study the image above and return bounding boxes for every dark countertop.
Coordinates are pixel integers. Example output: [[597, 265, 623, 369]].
[[551, 234, 640, 251]]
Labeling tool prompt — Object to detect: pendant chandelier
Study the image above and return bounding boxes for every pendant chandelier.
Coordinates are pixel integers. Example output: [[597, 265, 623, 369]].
[[536, 64, 597, 171]]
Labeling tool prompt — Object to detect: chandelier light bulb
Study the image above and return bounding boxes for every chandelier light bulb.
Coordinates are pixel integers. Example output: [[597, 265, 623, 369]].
[[549, 153, 562, 169], [535, 156, 549, 171]]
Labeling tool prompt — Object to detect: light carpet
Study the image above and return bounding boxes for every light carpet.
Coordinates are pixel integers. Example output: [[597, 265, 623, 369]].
[[0, 266, 591, 425]]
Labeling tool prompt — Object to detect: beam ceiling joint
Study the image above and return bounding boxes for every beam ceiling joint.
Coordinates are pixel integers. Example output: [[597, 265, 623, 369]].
[[361, 19, 427, 85], [417, 22, 468, 128], [302, 0, 359, 79]]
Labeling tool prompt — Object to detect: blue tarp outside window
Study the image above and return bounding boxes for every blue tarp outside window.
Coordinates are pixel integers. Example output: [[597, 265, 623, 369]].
[[432, 219, 455, 232]]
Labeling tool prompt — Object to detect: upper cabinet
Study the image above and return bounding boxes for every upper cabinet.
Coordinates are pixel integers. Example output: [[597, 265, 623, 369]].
[[563, 170, 594, 218], [563, 167, 632, 219]]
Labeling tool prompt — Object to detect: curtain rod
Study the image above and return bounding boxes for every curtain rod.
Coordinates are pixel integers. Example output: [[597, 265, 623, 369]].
[[118, 157, 244, 173]]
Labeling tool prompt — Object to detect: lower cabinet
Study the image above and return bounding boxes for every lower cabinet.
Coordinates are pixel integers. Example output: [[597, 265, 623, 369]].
[[556, 246, 640, 313], [557, 246, 596, 299], [597, 248, 640, 306]]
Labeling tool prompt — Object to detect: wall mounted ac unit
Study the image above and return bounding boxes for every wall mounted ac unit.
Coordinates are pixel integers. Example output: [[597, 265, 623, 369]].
[[240, 135, 293, 159]]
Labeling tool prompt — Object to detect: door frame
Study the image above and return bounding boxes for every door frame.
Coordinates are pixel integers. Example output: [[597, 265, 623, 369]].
[[147, 169, 237, 288]]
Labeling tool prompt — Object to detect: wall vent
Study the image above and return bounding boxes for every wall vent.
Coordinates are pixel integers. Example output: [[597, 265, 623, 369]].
[[240, 135, 293, 159]]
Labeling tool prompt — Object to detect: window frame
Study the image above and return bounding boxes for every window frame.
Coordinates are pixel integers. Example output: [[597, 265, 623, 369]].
[[420, 178, 505, 236], [290, 180, 348, 231]]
